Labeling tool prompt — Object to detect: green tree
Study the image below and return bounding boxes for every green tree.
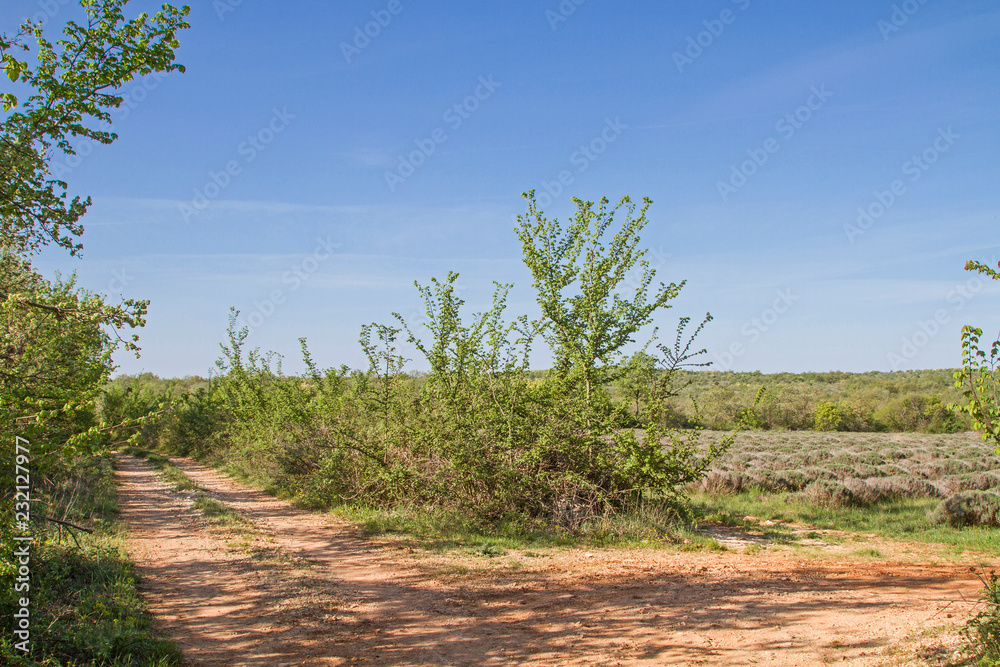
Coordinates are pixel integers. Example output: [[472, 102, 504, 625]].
[[516, 191, 682, 408], [1, 0, 189, 435], [1, 0, 190, 257], [516, 192, 735, 513], [952, 260, 1000, 449], [813, 400, 843, 431]]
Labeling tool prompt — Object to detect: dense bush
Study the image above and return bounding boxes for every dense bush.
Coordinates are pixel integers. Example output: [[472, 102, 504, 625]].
[[138, 195, 741, 530], [796, 480, 856, 508], [930, 491, 1000, 528]]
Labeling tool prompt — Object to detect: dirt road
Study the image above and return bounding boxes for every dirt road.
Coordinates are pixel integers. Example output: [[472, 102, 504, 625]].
[[115, 453, 989, 666]]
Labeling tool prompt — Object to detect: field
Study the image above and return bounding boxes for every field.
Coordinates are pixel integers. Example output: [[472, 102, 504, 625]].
[[698, 430, 1000, 501], [688, 431, 1000, 554]]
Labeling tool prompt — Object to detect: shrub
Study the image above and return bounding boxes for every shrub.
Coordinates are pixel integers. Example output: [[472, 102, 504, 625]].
[[147, 387, 225, 457], [175, 196, 746, 530], [939, 473, 997, 494], [813, 401, 844, 431], [699, 470, 748, 494], [963, 570, 1000, 666], [775, 469, 810, 491], [864, 475, 941, 500], [930, 491, 1000, 528], [796, 480, 855, 507], [843, 477, 883, 504]]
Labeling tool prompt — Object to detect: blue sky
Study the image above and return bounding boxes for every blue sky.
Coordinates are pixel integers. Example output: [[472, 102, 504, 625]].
[[8, 0, 1000, 377]]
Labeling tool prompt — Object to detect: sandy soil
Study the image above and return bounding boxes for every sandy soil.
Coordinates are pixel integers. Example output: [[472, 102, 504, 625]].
[[114, 454, 993, 666]]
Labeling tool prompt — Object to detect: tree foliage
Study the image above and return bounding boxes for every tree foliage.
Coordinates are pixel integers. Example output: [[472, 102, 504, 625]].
[[953, 260, 1000, 450], [0, 0, 189, 452], [516, 191, 683, 403], [1, 0, 190, 256]]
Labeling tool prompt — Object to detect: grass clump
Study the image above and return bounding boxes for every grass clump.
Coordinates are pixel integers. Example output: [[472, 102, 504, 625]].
[[851, 547, 885, 559], [192, 496, 247, 526], [930, 492, 1000, 528], [124, 448, 201, 492]]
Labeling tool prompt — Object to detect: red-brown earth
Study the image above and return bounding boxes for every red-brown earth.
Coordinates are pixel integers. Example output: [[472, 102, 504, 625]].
[[115, 454, 992, 666]]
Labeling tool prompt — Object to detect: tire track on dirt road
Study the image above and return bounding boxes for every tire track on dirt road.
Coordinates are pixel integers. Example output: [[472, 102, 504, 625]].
[[117, 453, 988, 666]]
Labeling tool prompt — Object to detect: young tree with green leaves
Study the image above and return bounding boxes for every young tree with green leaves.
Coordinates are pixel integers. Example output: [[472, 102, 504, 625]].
[[1, 0, 190, 257], [952, 260, 1000, 450], [515, 191, 736, 513], [516, 191, 684, 408], [1, 0, 189, 446]]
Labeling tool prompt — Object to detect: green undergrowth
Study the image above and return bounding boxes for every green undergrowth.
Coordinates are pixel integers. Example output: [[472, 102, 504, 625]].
[[691, 489, 1000, 556], [191, 496, 247, 527], [163, 449, 700, 552], [1, 453, 181, 666], [123, 449, 200, 493], [965, 570, 1000, 666]]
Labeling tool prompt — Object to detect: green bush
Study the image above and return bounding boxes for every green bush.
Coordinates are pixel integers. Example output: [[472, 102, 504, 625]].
[[142, 195, 749, 531], [152, 388, 225, 457], [930, 491, 1000, 528], [964, 570, 1000, 666], [813, 401, 844, 431], [796, 480, 855, 507]]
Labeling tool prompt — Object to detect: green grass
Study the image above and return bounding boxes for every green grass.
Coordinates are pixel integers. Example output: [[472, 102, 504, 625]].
[[124, 448, 202, 492], [677, 535, 728, 552], [691, 490, 1000, 556], [332, 503, 578, 552], [1, 453, 181, 666], [851, 547, 886, 558], [191, 496, 247, 526]]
